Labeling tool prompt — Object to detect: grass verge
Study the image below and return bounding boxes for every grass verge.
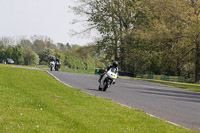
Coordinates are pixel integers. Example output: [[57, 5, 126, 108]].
[[60, 67, 94, 74], [132, 78, 200, 92], [0, 66, 197, 132], [0, 64, 95, 74]]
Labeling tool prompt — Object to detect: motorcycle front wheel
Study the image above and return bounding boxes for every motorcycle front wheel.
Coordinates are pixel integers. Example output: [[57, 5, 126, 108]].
[[98, 86, 102, 91], [103, 81, 108, 91]]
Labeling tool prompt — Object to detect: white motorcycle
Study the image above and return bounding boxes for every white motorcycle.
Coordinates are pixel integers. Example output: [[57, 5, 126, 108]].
[[99, 68, 118, 91], [49, 61, 55, 71]]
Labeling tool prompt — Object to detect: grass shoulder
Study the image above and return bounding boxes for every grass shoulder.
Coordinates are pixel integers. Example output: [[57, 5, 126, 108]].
[[0, 64, 95, 74], [120, 76, 200, 92]]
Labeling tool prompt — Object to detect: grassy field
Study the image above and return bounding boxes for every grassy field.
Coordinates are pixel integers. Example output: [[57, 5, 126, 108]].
[[0, 66, 197, 132]]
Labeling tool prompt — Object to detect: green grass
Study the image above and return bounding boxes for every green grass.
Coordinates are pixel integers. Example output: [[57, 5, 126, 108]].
[[0, 66, 197, 132], [0, 64, 95, 74], [60, 67, 95, 74], [137, 74, 184, 82], [132, 78, 200, 92]]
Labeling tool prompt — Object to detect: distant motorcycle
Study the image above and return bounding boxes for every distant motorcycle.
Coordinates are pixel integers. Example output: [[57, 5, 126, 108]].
[[55, 61, 60, 71], [49, 61, 55, 71], [98, 68, 118, 91]]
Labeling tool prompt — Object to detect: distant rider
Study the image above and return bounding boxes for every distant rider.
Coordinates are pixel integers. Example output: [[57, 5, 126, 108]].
[[98, 61, 119, 83], [55, 58, 60, 68], [50, 56, 55, 62]]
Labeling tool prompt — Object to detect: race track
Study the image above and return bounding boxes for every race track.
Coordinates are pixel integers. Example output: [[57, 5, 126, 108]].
[[49, 71, 200, 131]]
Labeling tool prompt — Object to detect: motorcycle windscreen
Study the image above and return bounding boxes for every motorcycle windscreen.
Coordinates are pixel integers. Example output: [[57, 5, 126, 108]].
[[110, 68, 117, 73]]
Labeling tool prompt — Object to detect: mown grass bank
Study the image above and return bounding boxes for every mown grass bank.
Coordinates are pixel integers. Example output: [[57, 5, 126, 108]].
[[132, 78, 200, 92], [0, 66, 197, 132], [60, 67, 94, 74], [0, 64, 95, 74]]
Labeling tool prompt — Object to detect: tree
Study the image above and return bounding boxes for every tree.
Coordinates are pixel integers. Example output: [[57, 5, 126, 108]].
[[72, 0, 200, 81], [56, 43, 67, 50], [31, 35, 56, 54], [32, 40, 46, 54], [0, 37, 14, 46], [71, 44, 80, 50], [20, 39, 33, 50], [5, 45, 13, 59], [39, 48, 55, 65], [56, 43, 72, 50], [66, 43, 72, 49], [140, 0, 200, 82], [0, 42, 6, 59], [24, 49, 39, 65], [12, 44, 24, 65], [73, 0, 145, 72], [186, 0, 200, 82]]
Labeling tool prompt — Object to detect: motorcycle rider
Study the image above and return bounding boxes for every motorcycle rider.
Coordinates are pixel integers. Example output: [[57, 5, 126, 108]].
[[55, 58, 60, 68], [98, 61, 119, 83], [56, 58, 60, 63], [50, 56, 55, 62], [49, 56, 55, 71]]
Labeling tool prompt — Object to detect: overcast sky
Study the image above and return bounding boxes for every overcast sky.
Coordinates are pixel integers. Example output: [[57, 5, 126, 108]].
[[0, 0, 94, 45]]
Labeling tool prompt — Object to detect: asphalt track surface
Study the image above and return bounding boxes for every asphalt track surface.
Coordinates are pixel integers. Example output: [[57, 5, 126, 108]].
[[49, 71, 200, 131]]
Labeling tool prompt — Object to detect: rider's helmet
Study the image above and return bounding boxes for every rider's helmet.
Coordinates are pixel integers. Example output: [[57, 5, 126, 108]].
[[112, 61, 118, 67], [56, 58, 60, 63]]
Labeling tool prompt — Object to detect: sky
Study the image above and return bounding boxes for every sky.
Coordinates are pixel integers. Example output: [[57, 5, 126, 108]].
[[0, 0, 95, 45]]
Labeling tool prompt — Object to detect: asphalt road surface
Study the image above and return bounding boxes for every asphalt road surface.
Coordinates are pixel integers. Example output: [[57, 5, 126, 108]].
[[49, 71, 200, 131]]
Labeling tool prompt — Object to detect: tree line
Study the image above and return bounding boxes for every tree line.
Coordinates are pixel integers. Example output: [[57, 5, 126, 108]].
[[0, 35, 105, 69], [73, 0, 200, 82]]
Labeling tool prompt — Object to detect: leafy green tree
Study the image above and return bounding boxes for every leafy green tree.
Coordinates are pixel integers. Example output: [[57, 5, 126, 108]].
[[76, 45, 105, 68], [64, 50, 83, 69], [54, 49, 65, 68], [5, 45, 13, 59], [24, 49, 39, 65], [32, 40, 46, 54], [56, 43, 67, 50], [71, 44, 80, 50], [56, 43, 72, 51], [12, 44, 24, 65], [185, 0, 200, 82], [39, 48, 54, 65], [0, 42, 6, 60], [73, 0, 146, 73], [31, 35, 56, 54], [64, 48, 97, 70], [140, 0, 200, 82]]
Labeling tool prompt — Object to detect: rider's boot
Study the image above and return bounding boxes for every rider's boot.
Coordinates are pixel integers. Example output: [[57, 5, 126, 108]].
[[98, 74, 104, 83]]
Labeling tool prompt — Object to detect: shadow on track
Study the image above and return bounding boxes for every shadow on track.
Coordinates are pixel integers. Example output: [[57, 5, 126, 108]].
[[86, 88, 99, 91]]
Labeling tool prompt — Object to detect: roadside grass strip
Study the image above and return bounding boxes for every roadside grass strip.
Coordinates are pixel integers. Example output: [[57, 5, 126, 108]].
[[0, 66, 197, 132], [60, 68, 95, 74], [119, 76, 200, 92], [134, 78, 200, 92]]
